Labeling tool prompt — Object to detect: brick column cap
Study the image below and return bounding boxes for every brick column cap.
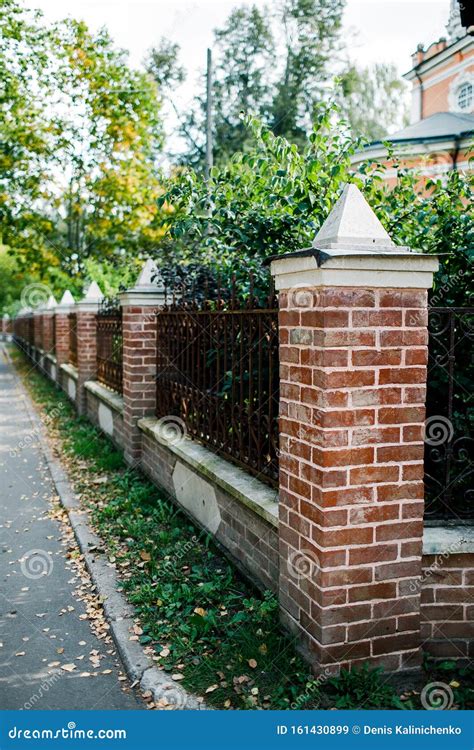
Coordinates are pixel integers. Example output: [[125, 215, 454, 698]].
[[76, 281, 103, 312], [270, 184, 438, 290], [40, 295, 57, 315], [56, 290, 76, 314], [120, 258, 166, 307]]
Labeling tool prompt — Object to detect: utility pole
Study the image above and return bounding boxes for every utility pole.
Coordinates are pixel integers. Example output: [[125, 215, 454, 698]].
[[205, 47, 213, 182]]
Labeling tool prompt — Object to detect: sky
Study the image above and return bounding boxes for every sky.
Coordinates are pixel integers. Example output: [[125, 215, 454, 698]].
[[27, 0, 449, 76], [26, 0, 449, 151]]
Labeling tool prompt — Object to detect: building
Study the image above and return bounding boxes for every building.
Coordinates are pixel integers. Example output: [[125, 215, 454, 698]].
[[352, 0, 474, 184]]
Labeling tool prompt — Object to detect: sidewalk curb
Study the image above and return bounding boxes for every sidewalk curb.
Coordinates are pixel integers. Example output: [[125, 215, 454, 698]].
[[7, 347, 206, 711]]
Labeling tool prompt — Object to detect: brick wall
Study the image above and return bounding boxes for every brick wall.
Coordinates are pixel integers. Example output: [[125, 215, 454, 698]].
[[86, 387, 125, 450], [121, 305, 158, 465], [42, 314, 55, 356], [76, 310, 98, 414], [54, 313, 70, 366], [421, 552, 474, 661], [140, 430, 279, 593]]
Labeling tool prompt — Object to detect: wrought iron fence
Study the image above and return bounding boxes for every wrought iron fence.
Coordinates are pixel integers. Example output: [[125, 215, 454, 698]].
[[69, 312, 78, 367], [96, 299, 123, 394], [155, 275, 279, 487], [425, 306, 474, 522]]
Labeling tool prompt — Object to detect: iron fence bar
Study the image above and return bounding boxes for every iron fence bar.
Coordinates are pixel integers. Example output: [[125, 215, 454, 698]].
[[425, 306, 474, 521], [155, 296, 279, 488]]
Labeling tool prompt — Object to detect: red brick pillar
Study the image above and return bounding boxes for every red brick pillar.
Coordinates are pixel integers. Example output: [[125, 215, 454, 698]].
[[120, 260, 164, 467], [33, 311, 43, 352], [76, 282, 103, 415], [270, 184, 438, 675], [41, 296, 57, 356], [54, 291, 76, 387]]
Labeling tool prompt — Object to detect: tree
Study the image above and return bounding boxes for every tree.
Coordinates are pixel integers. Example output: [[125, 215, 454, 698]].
[[270, 0, 345, 143], [145, 38, 185, 92], [337, 63, 409, 141], [50, 19, 165, 269], [166, 5, 275, 167], [160, 0, 345, 168], [0, 0, 58, 246], [1, 2, 167, 285]]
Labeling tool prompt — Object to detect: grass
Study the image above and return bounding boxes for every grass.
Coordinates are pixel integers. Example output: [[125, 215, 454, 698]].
[[9, 345, 474, 711]]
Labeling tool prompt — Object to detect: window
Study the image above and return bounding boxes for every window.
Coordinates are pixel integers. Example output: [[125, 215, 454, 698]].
[[457, 82, 473, 111]]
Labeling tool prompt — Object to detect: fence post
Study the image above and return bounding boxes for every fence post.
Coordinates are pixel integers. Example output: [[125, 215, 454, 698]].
[[76, 282, 103, 415], [33, 308, 43, 358], [270, 184, 438, 674], [41, 295, 57, 356], [54, 291, 75, 386], [120, 259, 165, 467]]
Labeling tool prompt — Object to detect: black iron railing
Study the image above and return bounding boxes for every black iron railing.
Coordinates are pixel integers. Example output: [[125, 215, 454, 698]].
[[155, 276, 279, 487], [96, 299, 123, 394], [425, 306, 474, 522], [69, 312, 78, 367]]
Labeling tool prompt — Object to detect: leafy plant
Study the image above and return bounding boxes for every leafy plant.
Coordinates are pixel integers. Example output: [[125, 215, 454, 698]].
[[326, 665, 403, 709]]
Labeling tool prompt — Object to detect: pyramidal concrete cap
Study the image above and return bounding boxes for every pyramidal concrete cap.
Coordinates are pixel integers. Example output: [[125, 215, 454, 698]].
[[83, 281, 104, 301], [313, 183, 399, 252], [45, 294, 57, 310], [132, 258, 165, 292], [59, 290, 75, 306]]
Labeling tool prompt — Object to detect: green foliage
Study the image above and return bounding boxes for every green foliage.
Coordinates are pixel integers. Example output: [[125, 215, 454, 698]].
[[157, 105, 360, 290], [326, 665, 403, 709], [155, 110, 473, 306], [270, 0, 345, 144], [1, 0, 166, 287]]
